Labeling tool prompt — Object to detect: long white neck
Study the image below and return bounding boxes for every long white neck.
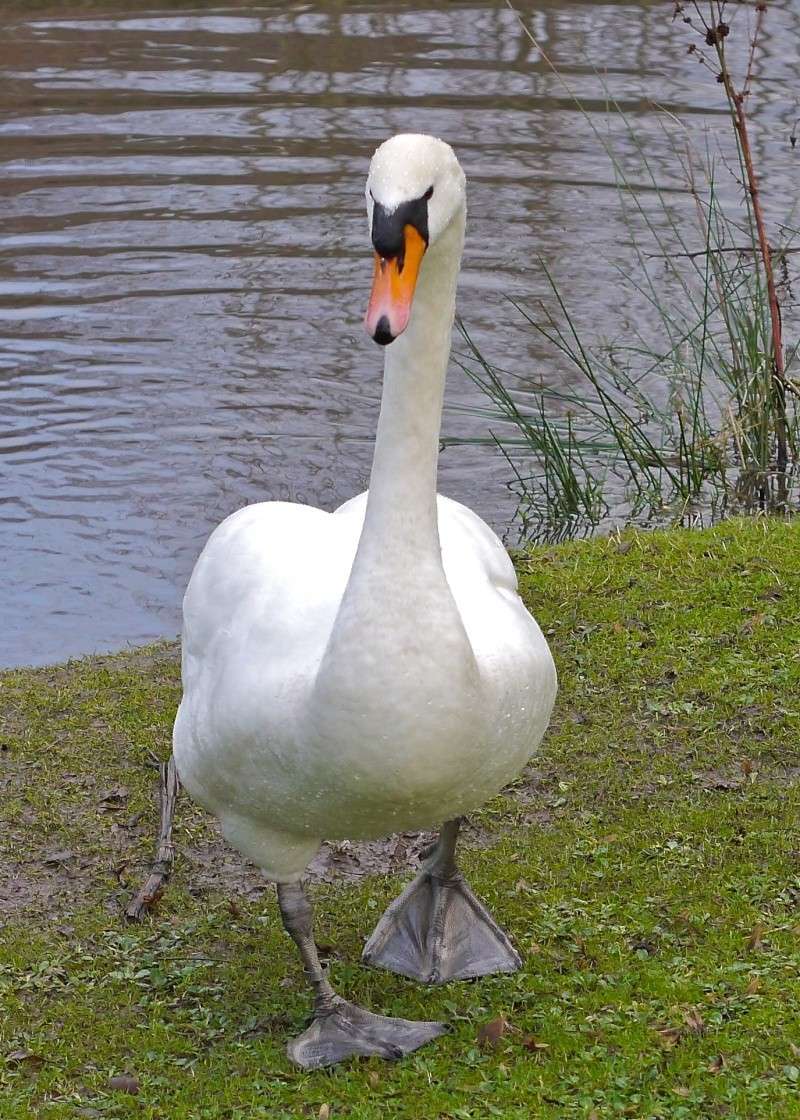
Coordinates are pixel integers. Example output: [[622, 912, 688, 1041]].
[[309, 209, 481, 744], [355, 212, 464, 574]]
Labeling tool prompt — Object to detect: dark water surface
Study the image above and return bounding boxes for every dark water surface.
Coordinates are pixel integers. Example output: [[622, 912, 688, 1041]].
[[1, 1, 798, 666]]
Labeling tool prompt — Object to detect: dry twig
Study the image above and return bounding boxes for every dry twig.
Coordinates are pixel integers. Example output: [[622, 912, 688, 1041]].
[[125, 756, 180, 921]]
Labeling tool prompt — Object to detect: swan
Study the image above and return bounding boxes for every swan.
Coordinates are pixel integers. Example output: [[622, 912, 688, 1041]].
[[173, 133, 557, 1070]]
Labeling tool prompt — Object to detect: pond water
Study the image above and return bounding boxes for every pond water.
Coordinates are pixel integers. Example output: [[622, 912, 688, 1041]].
[[1, 0, 798, 667]]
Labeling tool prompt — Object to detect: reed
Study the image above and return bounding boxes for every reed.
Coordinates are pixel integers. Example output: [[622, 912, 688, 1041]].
[[460, 1, 799, 542]]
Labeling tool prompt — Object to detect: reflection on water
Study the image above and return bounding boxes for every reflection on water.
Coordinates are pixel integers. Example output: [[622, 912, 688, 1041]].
[[1, 1, 798, 666]]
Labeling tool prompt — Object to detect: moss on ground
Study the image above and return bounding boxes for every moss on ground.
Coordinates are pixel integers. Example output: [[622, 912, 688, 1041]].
[[1, 516, 799, 1119]]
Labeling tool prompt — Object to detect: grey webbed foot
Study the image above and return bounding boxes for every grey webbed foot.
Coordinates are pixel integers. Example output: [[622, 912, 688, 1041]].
[[277, 880, 447, 1070], [287, 996, 447, 1070], [362, 819, 522, 984], [362, 870, 522, 983]]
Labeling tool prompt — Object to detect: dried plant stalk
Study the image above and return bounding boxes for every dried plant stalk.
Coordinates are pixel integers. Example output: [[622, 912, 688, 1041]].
[[126, 756, 180, 921], [693, 1, 788, 482]]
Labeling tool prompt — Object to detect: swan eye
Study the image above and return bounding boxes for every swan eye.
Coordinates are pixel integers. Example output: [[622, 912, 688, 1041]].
[[424, 185, 434, 200]]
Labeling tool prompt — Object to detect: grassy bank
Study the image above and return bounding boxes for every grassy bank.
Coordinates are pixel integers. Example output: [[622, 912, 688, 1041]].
[[1, 517, 799, 1119]]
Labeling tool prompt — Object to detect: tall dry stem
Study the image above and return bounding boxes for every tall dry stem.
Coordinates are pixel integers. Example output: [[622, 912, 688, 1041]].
[[678, 1, 788, 488]]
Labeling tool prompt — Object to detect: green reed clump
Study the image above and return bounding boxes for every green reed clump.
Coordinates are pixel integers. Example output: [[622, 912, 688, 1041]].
[[461, 0, 798, 543]]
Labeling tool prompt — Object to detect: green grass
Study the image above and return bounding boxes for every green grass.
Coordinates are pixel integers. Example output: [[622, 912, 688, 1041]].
[[2, 516, 800, 1119]]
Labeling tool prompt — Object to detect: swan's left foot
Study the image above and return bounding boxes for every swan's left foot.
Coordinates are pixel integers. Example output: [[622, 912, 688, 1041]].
[[362, 819, 522, 984], [276, 880, 447, 1070], [288, 996, 446, 1070]]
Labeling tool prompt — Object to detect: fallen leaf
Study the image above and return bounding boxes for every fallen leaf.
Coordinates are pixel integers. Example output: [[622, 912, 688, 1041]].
[[521, 1036, 550, 1052], [747, 923, 766, 951], [108, 1074, 140, 1095], [630, 936, 657, 956], [477, 1016, 509, 1049], [759, 585, 784, 601], [656, 1027, 682, 1049], [683, 1008, 705, 1035], [43, 850, 73, 866], [6, 1050, 45, 1070], [708, 1054, 725, 1074], [97, 787, 129, 810]]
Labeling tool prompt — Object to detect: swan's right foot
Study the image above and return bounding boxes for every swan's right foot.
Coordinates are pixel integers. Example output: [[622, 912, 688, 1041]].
[[287, 996, 447, 1070], [362, 818, 522, 983]]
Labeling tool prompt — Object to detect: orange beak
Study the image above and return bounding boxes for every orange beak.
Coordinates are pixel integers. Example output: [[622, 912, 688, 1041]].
[[364, 225, 427, 345]]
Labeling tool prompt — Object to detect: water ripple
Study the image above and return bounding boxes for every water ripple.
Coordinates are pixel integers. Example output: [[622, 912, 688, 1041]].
[[1, 0, 798, 666]]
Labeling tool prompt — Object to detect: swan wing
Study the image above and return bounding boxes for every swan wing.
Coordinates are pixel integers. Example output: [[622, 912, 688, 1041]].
[[181, 501, 335, 676], [435, 495, 518, 594]]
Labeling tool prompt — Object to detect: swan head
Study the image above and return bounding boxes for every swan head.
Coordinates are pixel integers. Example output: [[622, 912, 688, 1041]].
[[364, 134, 465, 346]]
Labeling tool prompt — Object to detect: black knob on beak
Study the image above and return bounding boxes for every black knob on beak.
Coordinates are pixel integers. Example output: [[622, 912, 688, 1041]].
[[373, 316, 395, 346]]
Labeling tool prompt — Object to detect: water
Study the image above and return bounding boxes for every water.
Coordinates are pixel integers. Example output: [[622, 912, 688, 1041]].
[[1, 1, 798, 667]]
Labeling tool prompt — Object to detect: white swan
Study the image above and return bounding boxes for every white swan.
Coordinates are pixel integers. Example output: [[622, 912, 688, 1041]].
[[173, 134, 557, 1069]]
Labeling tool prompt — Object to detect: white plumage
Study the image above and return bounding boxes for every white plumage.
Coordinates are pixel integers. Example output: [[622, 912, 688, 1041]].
[[173, 133, 557, 886]]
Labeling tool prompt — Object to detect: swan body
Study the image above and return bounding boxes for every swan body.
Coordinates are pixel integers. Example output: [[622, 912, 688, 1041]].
[[173, 133, 557, 887], [174, 490, 555, 879]]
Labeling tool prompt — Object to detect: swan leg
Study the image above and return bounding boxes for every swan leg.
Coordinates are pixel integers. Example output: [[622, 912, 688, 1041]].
[[362, 819, 522, 984], [276, 881, 447, 1070]]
